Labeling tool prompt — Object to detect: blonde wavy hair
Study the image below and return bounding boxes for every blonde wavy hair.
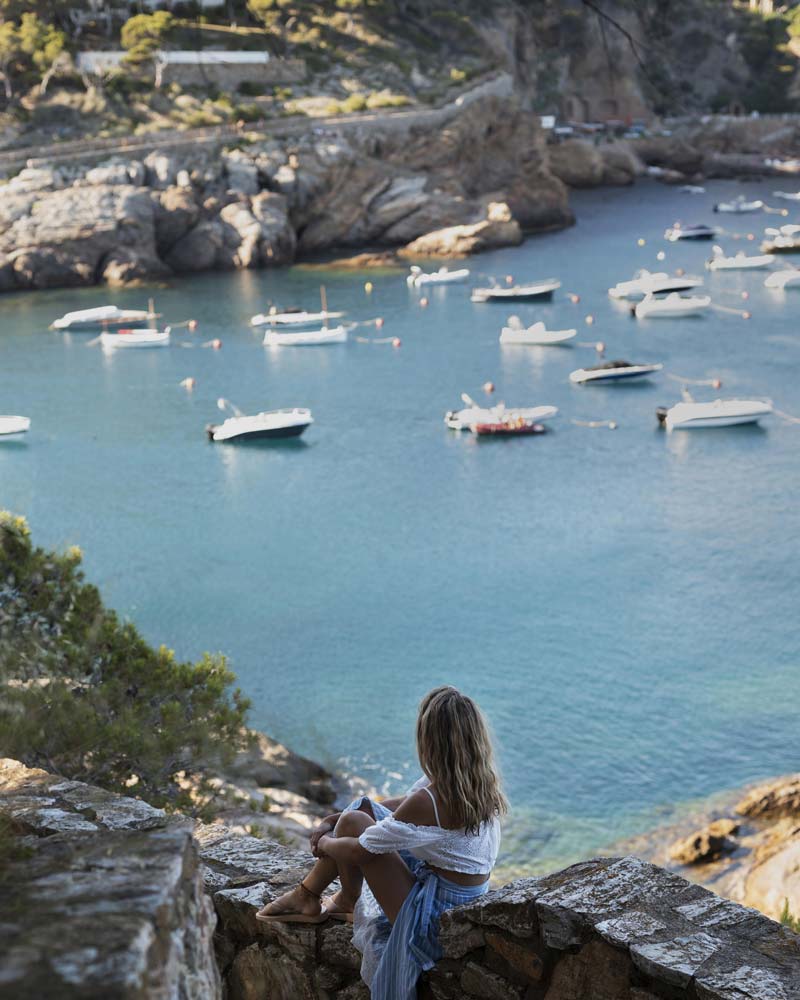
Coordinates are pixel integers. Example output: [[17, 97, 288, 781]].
[[416, 686, 507, 834]]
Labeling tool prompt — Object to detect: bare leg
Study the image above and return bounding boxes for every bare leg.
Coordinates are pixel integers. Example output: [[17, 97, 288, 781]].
[[257, 801, 375, 920]]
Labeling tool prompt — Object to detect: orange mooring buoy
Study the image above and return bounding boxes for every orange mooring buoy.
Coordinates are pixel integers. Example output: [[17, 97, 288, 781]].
[[483, 381, 495, 394], [392, 337, 401, 348]]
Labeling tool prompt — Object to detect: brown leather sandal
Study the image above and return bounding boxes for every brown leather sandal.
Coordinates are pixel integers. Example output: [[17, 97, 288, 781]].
[[256, 881, 330, 924], [322, 895, 355, 924]]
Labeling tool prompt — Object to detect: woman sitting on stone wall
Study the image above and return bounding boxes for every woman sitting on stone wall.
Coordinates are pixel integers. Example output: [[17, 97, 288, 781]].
[[257, 685, 506, 999]]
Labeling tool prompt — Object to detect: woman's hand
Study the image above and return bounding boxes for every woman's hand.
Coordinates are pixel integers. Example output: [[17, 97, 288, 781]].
[[310, 816, 338, 857], [315, 833, 334, 858]]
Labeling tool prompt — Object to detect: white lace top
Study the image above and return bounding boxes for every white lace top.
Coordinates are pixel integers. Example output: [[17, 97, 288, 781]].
[[357, 776, 501, 875]]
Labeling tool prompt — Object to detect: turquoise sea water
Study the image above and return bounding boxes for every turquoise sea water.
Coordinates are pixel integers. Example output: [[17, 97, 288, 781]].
[[2, 180, 799, 874]]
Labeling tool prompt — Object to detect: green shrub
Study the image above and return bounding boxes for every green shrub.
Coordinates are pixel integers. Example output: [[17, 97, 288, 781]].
[[341, 92, 367, 112], [0, 512, 250, 814], [236, 102, 262, 122], [780, 898, 800, 932], [365, 91, 410, 110]]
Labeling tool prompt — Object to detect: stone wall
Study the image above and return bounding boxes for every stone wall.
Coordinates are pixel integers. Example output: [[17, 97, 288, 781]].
[[160, 58, 307, 89], [199, 824, 800, 1000], [2, 758, 799, 1000], [0, 758, 220, 1000]]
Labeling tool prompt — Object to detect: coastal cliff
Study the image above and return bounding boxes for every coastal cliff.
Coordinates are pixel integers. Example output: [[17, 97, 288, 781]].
[[3, 758, 800, 1000], [0, 90, 573, 294]]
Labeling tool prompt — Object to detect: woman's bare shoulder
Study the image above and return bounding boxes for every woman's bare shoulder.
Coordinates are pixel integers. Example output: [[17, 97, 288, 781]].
[[392, 788, 437, 827]]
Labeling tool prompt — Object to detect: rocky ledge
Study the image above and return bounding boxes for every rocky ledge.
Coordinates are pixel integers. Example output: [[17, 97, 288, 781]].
[[2, 758, 799, 1000], [0, 93, 572, 294], [622, 773, 800, 926]]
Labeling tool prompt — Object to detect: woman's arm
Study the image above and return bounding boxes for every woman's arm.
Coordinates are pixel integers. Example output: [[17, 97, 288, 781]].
[[317, 832, 374, 866], [318, 791, 439, 865]]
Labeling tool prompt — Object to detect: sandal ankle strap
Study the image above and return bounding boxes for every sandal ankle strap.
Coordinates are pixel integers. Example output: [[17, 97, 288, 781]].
[[299, 880, 321, 899]]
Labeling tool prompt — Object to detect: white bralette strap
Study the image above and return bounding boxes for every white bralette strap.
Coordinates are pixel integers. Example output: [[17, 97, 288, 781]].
[[421, 785, 442, 827]]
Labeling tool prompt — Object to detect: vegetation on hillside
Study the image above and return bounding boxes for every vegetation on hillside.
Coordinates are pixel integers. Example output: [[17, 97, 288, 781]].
[[0, 512, 250, 814], [0, 1, 798, 141]]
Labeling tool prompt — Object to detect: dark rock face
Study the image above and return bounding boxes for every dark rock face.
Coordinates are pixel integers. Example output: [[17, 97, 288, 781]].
[[0, 758, 220, 1000]]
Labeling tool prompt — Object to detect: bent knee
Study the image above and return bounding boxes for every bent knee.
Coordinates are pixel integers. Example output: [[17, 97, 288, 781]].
[[336, 809, 373, 836]]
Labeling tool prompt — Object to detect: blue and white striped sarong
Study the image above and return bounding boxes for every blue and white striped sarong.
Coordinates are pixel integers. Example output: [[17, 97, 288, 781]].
[[344, 797, 489, 1000]]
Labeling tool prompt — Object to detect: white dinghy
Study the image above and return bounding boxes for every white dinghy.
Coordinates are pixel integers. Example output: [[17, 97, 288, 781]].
[[250, 308, 345, 327], [570, 360, 663, 385], [634, 292, 711, 319], [407, 265, 470, 287], [0, 415, 30, 439], [51, 305, 160, 331], [608, 269, 704, 300], [657, 397, 772, 431], [765, 268, 800, 289], [713, 196, 764, 214], [706, 245, 774, 271], [263, 324, 348, 346], [665, 222, 716, 241], [445, 393, 557, 431], [471, 278, 560, 302], [499, 317, 576, 345], [100, 327, 170, 349], [773, 191, 800, 201], [207, 399, 313, 442]]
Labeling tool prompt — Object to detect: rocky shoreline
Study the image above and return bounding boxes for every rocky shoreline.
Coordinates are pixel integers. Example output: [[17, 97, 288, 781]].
[[618, 773, 800, 924], [0, 93, 580, 294]]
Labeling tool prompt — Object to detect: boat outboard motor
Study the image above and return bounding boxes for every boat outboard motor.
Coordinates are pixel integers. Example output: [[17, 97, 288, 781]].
[[655, 406, 668, 428]]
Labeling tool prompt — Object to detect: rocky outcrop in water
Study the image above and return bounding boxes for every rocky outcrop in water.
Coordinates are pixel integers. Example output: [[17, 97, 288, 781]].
[[0, 93, 572, 294], [3, 757, 800, 1000], [625, 772, 800, 926]]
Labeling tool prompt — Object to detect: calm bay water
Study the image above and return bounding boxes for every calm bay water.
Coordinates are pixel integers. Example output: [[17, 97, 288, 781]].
[[2, 180, 799, 875]]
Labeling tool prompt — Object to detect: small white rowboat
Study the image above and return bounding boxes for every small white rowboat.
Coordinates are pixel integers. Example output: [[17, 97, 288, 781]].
[[765, 269, 800, 290], [250, 309, 345, 327], [499, 319, 576, 345], [635, 293, 711, 319], [706, 247, 773, 271], [657, 399, 772, 431], [407, 265, 470, 286], [100, 328, 170, 349], [0, 415, 30, 438], [263, 325, 348, 346]]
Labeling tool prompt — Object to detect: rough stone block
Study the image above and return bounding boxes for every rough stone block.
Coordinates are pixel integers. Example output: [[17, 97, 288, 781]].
[[485, 929, 545, 982], [320, 921, 362, 970], [461, 960, 521, 1000]]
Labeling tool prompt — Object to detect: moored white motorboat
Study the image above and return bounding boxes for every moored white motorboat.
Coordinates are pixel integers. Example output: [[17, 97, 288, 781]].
[[263, 324, 348, 346], [51, 305, 160, 331], [570, 360, 663, 385], [608, 269, 704, 300], [250, 309, 345, 327], [499, 318, 576, 345], [207, 399, 313, 442], [634, 292, 711, 319], [657, 398, 772, 431], [471, 278, 560, 302], [664, 222, 716, 242], [0, 415, 30, 439], [764, 268, 800, 289], [706, 246, 774, 271], [407, 265, 470, 286], [680, 185, 705, 194], [100, 327, 170, 349], [713, 196, 764, 214], [773, 191, 800, 201], [446, 397, 558, 431]]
